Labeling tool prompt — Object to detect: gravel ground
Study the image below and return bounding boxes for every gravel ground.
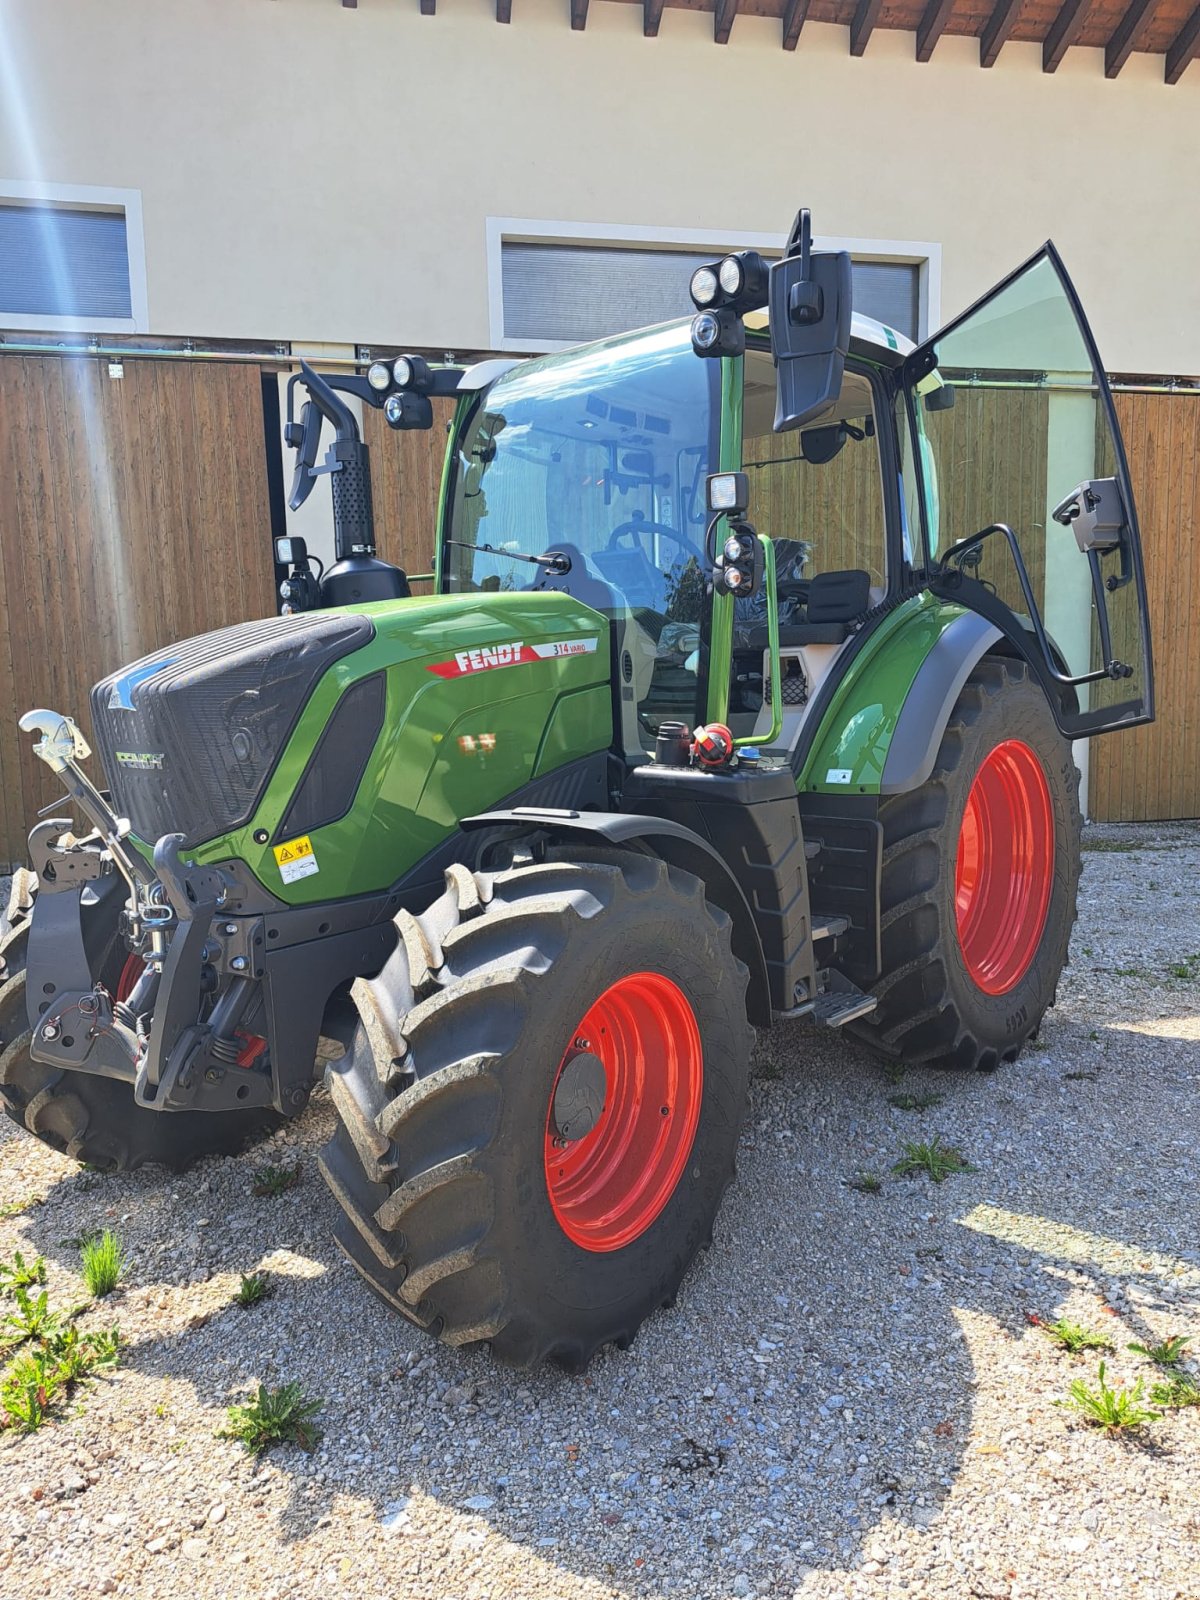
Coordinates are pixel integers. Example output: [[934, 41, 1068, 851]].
[[0, 821, 1198, 1600]]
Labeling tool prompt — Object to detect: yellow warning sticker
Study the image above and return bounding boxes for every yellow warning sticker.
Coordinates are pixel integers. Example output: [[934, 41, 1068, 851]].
[[272, 834, 319, 885]]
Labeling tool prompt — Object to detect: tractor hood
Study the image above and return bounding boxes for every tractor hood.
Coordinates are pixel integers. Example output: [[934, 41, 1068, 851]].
[[88, 592, 613, 905], [91, 612, 375, 848]]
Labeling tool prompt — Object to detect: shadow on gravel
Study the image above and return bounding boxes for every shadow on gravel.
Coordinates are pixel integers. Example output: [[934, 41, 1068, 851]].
[[3, 989, 1198, 1598]]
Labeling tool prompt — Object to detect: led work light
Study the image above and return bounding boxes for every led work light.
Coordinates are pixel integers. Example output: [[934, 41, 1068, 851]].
[[689, 250, 769, 359]]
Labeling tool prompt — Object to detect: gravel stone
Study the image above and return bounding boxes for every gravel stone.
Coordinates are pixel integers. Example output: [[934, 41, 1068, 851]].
[[0, 823, 1197, 1600]]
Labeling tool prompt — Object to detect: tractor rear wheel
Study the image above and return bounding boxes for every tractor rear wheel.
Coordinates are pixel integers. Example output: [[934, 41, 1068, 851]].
[[850, 657, 1081, 1070], [0, 872, 284, 1171], [320, 852, 753, 1369]]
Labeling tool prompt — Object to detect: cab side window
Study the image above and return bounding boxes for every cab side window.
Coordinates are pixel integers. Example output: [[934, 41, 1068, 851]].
[[742, 351, 888, 613]]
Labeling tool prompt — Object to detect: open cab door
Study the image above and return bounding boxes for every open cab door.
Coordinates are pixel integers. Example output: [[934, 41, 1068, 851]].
[[902, 245, 1153, 738]]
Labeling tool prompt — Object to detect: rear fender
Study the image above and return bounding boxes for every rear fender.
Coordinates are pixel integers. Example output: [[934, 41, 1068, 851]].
[[461, 809, 773, 1025]]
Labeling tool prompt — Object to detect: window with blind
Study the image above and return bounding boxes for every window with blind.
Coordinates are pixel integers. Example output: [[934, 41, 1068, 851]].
[[500, 241, 921, 346], [0, 203, 133, 322]]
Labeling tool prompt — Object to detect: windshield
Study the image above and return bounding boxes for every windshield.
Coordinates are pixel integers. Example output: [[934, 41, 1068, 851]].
[[444, 322, 721, 749]]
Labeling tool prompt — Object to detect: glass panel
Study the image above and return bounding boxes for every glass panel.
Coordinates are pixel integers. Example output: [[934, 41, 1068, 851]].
[[445, 322, 719, 750], [0, 205, 131, 320], [915, 253, 1147, 721], [502, 242, 921, 344], [741, 348, 888, 593]]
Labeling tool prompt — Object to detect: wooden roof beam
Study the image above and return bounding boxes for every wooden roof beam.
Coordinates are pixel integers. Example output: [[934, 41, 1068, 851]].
[[714, 0, 740, 44], [497, 0, 513, 21], [916, 0, 956, 61], [1043, 0, 1089, 71], [644, 0, 664, 35], [571, 0, 589, 29], [1105, 0, 1155, 75], [850, 0, 882, 55], [782, 0, 809, 50], [980, 0, 1022, 65], [1166, 3, 1200, 80]]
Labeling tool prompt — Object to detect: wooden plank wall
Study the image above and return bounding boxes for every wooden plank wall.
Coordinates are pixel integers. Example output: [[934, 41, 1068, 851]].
[[362, 397, 457, 595], [0, 355, 276, 867], [1088, 391, 1200, 822]]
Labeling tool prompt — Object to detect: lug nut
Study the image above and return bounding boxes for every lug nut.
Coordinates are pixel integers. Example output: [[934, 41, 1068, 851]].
[[41, 1022, 60, 1041], [223, 923, 238, 936], [230, 956, 248, 972]]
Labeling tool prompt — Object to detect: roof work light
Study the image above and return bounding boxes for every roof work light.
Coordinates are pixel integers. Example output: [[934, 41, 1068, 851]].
[[689, 251, 770, 359]]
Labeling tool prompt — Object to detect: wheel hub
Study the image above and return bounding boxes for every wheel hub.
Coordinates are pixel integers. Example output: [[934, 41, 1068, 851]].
[[551, 1051, 607, 1143]]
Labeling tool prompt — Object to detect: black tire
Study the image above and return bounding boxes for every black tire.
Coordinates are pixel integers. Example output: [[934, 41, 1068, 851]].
[[320, 852, 753, 1370], [850, 657, 1081, 1071], [0, 871, 285, 1171]]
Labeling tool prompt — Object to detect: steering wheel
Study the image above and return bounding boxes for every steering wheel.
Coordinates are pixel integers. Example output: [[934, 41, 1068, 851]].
[[607, 518, 706, 567]]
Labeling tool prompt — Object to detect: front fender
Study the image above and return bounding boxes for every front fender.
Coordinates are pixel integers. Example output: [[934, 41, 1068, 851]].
[[461, 808, 773, 1024]]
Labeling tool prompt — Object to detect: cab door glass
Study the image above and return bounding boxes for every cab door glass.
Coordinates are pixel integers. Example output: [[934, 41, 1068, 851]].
[[908, 248, 1152, 736]]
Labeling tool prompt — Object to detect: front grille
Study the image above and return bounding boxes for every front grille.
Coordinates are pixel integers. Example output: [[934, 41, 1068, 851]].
[[91, 612, 375, 847]]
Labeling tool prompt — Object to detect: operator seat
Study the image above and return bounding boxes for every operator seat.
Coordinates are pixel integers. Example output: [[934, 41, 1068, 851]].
[[749, 568, 872, 649]]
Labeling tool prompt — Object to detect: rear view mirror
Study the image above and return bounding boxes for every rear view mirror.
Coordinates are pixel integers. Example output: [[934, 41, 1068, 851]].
[[925, 383, 956, 413], [286, 400, 323, 512], [768, 208, 853, 434], [801, 424, 849, 465]]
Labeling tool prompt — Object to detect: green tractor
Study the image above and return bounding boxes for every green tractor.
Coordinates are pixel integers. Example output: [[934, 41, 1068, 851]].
[[0, 214, 1153, 1369]]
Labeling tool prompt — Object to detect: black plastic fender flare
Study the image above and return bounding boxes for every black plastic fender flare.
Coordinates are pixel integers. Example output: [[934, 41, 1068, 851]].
[[880, 611, 1004, 795], [461, 807, 773, 1025]]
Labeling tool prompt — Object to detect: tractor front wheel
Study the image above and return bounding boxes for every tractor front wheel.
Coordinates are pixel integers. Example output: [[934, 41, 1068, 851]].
[[320, 853, 753, 1369], [850, 657, 1081, 1071]]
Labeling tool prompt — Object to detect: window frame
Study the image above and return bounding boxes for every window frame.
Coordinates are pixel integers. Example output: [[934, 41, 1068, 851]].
[[486, 217, 941, 353], [0, 180, 148, 334], [740, 336, 906, 605]]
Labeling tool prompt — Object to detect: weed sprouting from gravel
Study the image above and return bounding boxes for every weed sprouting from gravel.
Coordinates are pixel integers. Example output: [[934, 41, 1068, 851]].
[[1128, 1334, 1191, 1367], [80, 1231, 125, 1298], [881, 1063, 907, 1087], [0, 1195, 42, 1221], [887, 1091, 945, 1112], [220, 1382, 323, 1455], [847, 1172, 883, 1195], [0, 1320, 120, 1434], [0, 1251, 46, 1295], [1057, 1362, 1156, 1433], [892, 1137, 972, 1183], [252, 1163, 302, 1198], [234, 1272, 273, 1308], [3, 1288, 63, 1346], [1044, 1318, 1113, 1355], [1080, 839, 1138, 853], [1150, 1373, 1200, 1411]]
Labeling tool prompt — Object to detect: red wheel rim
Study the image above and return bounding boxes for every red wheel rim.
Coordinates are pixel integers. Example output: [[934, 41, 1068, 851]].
[[955, 739, 1055, 996], [544, 972, 703, 1253]]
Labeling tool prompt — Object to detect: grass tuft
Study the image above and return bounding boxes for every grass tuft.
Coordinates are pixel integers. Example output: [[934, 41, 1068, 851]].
[[892, 1136, 973, 1184], [219, 1381, 323, 1455], [1128, 1333, 1191, 1368], [234, 1272, 273, 1308], [80, 1231, 125, 1299], [1057, 1361, 1156, 1433], [1043, 1318, 1113, 1355], [847, 1172, 883, 1195], [252, 1163, 302, 1198], [887, 1091, 945, 1113], [1150, 1373, 1200, 1411]]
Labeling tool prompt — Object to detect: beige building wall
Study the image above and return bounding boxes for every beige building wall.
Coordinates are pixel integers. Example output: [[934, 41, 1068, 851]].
[[0, 0, 1195, 373]]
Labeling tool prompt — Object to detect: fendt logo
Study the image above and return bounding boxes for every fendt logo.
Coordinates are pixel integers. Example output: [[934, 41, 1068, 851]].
[[114, 750, 165, 771], [426, 637, 598, 679]]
